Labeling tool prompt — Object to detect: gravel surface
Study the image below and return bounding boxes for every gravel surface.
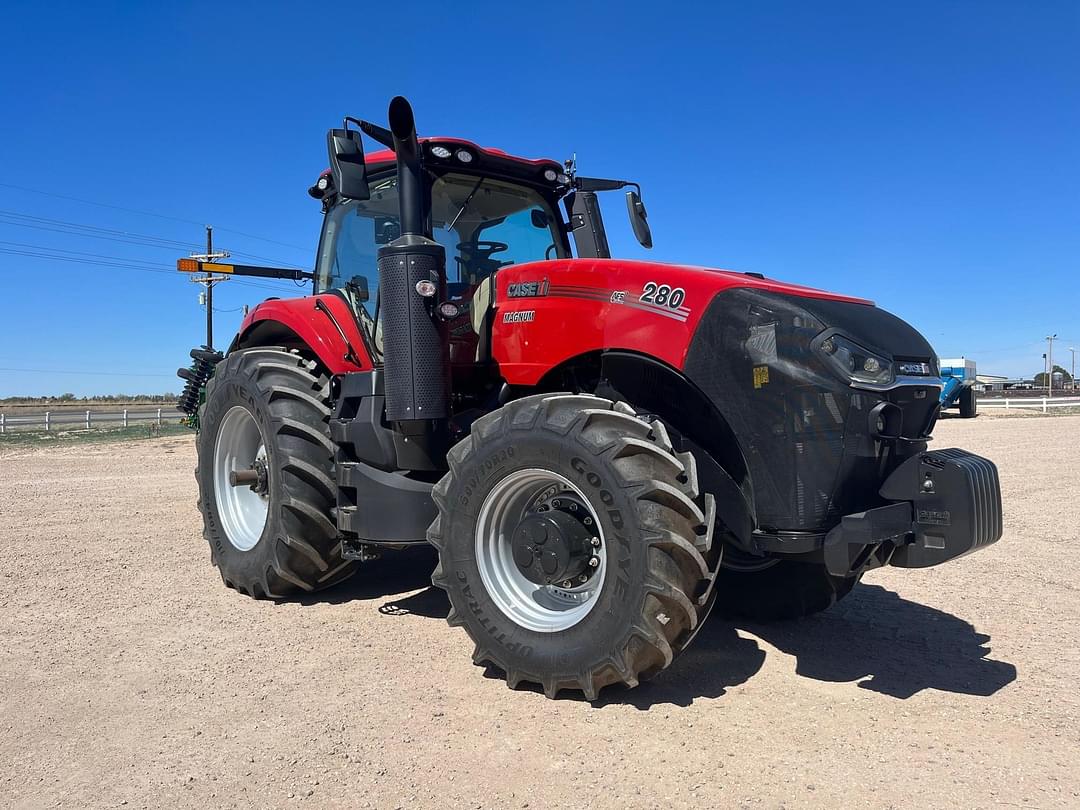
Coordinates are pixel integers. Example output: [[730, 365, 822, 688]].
[[2, 415, 1078, 809]]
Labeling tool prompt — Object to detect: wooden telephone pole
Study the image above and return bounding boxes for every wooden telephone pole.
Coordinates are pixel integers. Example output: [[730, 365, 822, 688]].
[[188, 226, 231, 349]]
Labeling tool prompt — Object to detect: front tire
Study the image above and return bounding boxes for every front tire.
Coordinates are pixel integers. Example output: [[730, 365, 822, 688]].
[[429, 393, 720, 699], [197, 348, 357, 598]]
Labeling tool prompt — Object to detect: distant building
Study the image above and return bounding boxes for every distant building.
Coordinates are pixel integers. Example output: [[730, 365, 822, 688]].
[[975, 374, 1009, 392]]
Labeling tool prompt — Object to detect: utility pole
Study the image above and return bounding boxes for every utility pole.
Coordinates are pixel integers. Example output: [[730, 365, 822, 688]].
[[1070, 347, 1077, 391], [188, 226, 230, 349], [1046, 334, 1057, 397]]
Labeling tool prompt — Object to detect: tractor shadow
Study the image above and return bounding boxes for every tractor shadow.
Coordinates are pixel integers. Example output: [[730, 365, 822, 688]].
[[740, 583, 1017, 701], [594, 582, 1015, 709], [306, 554, 1016, 708], [297, 546, 443, 610]]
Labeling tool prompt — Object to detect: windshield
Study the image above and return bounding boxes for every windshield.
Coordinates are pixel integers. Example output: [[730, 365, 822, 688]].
[[315, 171, 563, 301]]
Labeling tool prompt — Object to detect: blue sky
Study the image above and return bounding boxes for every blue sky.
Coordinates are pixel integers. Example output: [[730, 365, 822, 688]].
[[0, 0, 1076, 396]]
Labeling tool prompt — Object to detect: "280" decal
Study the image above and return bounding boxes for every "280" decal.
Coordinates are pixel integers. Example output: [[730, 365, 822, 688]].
[[641, 281, 686, 309]]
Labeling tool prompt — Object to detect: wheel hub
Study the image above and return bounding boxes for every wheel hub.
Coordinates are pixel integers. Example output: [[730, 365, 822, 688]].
[[512, 507, 594, 586], [213, 407, 270, 553], [475, 469, 608, 632]]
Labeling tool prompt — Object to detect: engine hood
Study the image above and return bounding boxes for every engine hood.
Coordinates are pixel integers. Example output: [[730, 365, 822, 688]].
[[542, 258, 874, 307]]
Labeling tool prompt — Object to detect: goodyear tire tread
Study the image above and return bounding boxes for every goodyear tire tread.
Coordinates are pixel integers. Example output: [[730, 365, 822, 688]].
[[428, 393, 722, 699]]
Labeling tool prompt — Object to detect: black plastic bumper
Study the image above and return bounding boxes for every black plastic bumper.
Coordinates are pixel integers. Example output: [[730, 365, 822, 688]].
[[824, 448, 1002, 574]]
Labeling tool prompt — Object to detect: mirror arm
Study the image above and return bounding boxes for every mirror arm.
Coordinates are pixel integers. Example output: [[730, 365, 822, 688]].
[[575, 177, 643, 197], [348, 117, 395, 150], [575, 176, 631, 193]]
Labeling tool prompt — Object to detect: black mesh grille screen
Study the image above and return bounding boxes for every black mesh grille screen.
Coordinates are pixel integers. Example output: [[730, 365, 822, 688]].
[[685, 288, 936, 531], [377, 249, 448, 421]]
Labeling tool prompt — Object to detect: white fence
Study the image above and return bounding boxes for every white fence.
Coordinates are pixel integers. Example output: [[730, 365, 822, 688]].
[[0, 408, 172, 434], [976, 396, 1080, 413]]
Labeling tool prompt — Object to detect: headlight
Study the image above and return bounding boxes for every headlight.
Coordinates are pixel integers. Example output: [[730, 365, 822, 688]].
[[816, 333, 894, 388]]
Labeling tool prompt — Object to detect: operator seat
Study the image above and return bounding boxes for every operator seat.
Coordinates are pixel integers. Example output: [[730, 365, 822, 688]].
[[469, 272, 497, 361]]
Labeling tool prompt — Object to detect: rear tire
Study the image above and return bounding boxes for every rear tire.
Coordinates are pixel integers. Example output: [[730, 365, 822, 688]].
[[429, 393, 720, 699], [959, 386, 977, 418], [714, 554, 859, 621], [196, 348, 357, 598]]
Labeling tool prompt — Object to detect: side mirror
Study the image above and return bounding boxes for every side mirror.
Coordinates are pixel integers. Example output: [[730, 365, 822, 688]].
[[326, 128, 370, 201], [626, 190, 652, 249], [346, 275, 370, 302]]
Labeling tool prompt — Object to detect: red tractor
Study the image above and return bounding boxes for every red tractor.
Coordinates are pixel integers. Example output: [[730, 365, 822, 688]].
[[178, 97, 1002, 699]]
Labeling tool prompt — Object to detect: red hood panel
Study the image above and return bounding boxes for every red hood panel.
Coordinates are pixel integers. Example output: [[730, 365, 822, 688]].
[[511, 258, 873, 306], [491, 258, 872, 386]]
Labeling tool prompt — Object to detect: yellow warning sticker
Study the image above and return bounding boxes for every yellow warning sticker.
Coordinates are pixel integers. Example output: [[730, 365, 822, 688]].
[[753, 366, 770, 389]]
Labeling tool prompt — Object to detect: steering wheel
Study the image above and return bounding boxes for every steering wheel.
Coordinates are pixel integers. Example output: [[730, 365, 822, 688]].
[[545, 243, 557, 260], [455, 240, 511, 284], [457, 240, 509, 261]]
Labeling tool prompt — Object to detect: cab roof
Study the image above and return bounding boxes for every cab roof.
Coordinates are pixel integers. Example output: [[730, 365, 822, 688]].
[[364, 137, 562, 170]]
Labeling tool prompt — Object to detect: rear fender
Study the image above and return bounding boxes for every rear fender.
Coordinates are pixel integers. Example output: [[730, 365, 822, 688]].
[[232, 294, 374, 374]]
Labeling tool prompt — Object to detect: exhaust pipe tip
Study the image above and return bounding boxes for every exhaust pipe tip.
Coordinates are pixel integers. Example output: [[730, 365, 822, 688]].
[[386, 95, 422, 237], [388, 96, 416, 144]]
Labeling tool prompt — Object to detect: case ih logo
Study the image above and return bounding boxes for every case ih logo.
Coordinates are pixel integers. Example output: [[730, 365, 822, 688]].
[[899, 362, 932, 375], [503, 310, 535, 323], [507, 280, 549, 298], [918, 508, 952, 526]]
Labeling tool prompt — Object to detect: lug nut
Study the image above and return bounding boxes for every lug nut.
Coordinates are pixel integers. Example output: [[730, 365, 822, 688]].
[[590, 537, 600, 547], [588, 557, 599, 568], [552, 499, 562, 508], [561, 580, 572, 588], [578, 574, 588, 584], [583, 517, 593, 525]]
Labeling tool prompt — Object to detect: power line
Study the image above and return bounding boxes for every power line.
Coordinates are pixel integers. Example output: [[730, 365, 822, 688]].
[[0, 181, 311, 252], [0, 208, 201, 243], [0, 366, 175, 378], [0, 208, 304, 267], [0, 241, 300, 294]]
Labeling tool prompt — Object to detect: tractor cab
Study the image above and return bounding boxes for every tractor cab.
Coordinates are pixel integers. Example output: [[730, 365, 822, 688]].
[[310, 152, 569, 367], [308, 131, 651, 377]]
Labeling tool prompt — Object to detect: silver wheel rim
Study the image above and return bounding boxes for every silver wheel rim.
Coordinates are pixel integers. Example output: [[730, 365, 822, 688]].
[[213, 406, 269, 552], [475, 468, 606, 633]]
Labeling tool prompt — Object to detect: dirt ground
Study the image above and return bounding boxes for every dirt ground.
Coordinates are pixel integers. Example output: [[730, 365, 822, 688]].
[[2, 415, 1078, 809]]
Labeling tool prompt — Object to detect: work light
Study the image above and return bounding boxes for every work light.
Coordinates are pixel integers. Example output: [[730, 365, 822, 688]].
[[815, 333, 894, 388]]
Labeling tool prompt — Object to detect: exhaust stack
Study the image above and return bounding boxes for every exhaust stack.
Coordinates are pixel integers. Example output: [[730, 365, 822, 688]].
[[387, 97, 425, 238], [376, 97, 449, 441]]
